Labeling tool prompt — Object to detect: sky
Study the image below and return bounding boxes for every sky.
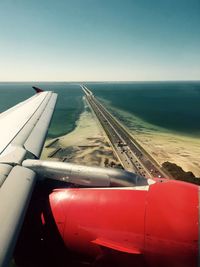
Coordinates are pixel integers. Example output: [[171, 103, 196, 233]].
[[0, 0, 199, 81]]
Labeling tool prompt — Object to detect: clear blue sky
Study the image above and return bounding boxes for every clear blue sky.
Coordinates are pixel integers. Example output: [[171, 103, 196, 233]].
[[0, 0, 199, 81]]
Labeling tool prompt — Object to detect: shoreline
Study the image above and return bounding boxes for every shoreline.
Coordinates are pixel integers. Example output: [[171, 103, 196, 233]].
[[41, 108, 120, 168], [105, 104, 200, 177], [41, 103, 200, 178], [133, 129, 200, 177]]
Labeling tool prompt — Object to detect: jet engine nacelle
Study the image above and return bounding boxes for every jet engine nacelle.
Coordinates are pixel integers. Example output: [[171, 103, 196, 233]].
[[47, 180, 199, 267]]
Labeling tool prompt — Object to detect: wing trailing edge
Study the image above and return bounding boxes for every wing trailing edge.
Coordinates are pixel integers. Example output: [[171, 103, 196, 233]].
[[0, 88, 57, 267]]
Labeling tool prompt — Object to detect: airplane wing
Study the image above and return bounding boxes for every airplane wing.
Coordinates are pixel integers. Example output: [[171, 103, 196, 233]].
[[0, 88, 57, 267]]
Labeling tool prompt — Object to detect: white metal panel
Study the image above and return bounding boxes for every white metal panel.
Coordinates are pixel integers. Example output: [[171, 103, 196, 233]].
[[9, 92, 52, 147], [0, 89, 58, 267], [22, 159, 150, 187], [0, 164, 12, 187], [24, 93, 57, 157], [0, 166, 36, 267], [0, 145, 27, 165], [0, 94, 38, 120], [0, 92, 48, 155]]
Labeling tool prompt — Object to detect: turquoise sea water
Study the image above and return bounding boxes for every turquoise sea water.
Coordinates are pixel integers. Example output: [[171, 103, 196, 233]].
[[85, 81, 200, 137], [0, 81, 200, 138], [0, 82, 84, 138]]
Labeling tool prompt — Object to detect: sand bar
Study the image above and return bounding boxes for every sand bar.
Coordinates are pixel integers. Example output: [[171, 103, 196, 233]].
[[41, 108, 120, 168], [41, 100, 200, 177], [106, 105, 200, 177]]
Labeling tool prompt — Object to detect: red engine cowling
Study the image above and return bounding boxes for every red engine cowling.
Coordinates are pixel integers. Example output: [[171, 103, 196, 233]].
[[48, 180, 199, 267]]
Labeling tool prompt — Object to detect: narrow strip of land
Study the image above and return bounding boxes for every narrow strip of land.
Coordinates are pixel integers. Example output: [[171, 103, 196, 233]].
[[81, 85, 170, 178]]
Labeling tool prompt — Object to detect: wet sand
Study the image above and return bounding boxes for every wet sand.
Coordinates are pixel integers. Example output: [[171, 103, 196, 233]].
[[134, 130, 200, 177], [107, 106, 200, 177], [41, 109, 120, 168], [41, 103, 200, 177]]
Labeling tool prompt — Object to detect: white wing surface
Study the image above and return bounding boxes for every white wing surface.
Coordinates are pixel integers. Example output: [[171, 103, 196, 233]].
[[0, 89, 57, 267]]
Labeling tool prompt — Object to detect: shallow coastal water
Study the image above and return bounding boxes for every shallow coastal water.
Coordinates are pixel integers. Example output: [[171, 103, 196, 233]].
[[1, 81, 200, 176], [83, 82, 200, 176], [1, 81, 200, 138], [85, 81, 200, 137], [0, 82, 84, 138]]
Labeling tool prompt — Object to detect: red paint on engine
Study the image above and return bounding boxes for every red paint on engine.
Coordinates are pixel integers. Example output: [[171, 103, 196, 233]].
[[49, 180, 199, 267]]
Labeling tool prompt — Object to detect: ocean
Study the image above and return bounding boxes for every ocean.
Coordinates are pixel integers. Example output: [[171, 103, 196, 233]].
[[85, 81, 200, 137], [0, 81, 200, 138], [0, 82, 84, 138]]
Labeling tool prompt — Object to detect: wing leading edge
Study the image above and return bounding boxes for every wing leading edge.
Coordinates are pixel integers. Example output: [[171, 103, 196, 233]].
[[0, 89, 57, 267]]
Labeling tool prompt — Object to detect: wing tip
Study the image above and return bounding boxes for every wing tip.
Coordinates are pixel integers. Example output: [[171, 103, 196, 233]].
[[32, 86, 44, 94]]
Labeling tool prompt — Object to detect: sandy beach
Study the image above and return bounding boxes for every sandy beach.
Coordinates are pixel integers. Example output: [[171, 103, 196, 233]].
[[41, 101, 200, 177], [107, 105, 200, 177], [41, 108, 120, 168], [134, 130, 200, 177]]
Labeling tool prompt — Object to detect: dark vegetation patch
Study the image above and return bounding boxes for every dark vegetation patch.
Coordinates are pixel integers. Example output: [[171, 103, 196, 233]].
[[162, 161, 200, 185]]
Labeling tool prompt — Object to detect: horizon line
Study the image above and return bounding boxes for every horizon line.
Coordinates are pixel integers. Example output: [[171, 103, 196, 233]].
[[0, 79, 199, 83]]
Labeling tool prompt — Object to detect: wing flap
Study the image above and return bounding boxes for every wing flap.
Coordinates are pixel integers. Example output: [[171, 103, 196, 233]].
[[7, 92, 52, 147], [0, 92, 48, 155], [0, 91, 57, 164], [24, 93, 57, 157], [0, 89, 57, 267], [0, 145, 27, 165], [0, 166, 36, 267], [0, 164, 12, 187]]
